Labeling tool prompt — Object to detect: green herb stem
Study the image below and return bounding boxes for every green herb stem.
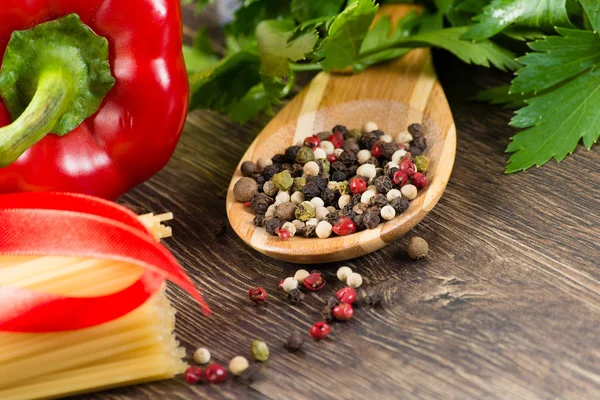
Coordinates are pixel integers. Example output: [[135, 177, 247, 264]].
[[290, 62, 323, 72]]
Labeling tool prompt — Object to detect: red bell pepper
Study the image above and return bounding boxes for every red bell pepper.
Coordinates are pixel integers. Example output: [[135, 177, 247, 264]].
[[0, 0, 189, 199]]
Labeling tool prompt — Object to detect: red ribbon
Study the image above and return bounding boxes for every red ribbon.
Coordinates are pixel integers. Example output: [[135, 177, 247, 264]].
[[0, 192, 210, 333]]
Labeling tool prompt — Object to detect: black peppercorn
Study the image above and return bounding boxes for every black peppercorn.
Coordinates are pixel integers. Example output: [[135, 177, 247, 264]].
[[288, 288, 305, 304], [325, 295, 339, 309], [409, 146, 423, 156], [241, 161, 256, 177], [332, 124, 348, 136], [331, 170, 347, 182], [353, 202, 368, 215], [374, 176, 393, 194], [342, 208, 357, 220], [262, 165, 278, 180], [321, 187, 338, 207], [341, 139, 360, 154], [302, 181, 321, 200], [351, 193, 362, 206], [291, 163, 304, 177], [371, 129, 385, 138], [272, 153, 287, 164], [284, 333, 305, 352], [412, 136, 427, 151], [346, 164, 358, 177], [308, 175, 328, 191], [382, 142, 399, 159], [264, 218, 282, 235], [302, 224, 317, 237], [363, 209, 380, 229], [253, 214, 265, 227], [237, 365, 260, 384], [408, 123, 422, 137], [326, 210, 341, 224], [281, 163, 293, 172], [331, 161, 346, 172], [339, 150, 356, 166], [250, 193, 274, 215], [356, 288, 383, 307], [285, 146, 301, 163], [252, 174, 266, 192], [366, 156, 380, 167], [386, 166, 399, 180], [359, 133, 377, 150], [390, 196, 409, 215], [322, 305, 334, 322], [372, 193, 387, 208], [353, 214, 365, 230]]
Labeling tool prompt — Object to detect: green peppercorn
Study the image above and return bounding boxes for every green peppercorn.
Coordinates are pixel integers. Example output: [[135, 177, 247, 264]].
[[295, 147, 315, 164], [346, 128, 362, 141], [295, 201, 316, 221], [250, 340, 269, 362], [337, 181, 351, 195], [413, 155, 428, 173], [293, 177, 307, 192], [272, 170, 293, 191], [318, 158, 330, 175]]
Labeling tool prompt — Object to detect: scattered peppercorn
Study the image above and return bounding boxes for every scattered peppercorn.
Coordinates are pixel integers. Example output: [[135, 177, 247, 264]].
[[184, 366, 203, 384], [336, 287, 357, 304], [193, 347, 211, 365], [407, 236, 429, 259], [347, 272, 363, 288], [303, 272, 326, 291], [250, 340, 270, 362], [237, 365, 260, 384], [204, 364, 227, 383], [229, 356, 249, 376], [309, 321, 331, 341], [248, 287, 267, 304], [333, 303, 354, 321], [356, 287, 383, 306], [284, 332, 305, 352]]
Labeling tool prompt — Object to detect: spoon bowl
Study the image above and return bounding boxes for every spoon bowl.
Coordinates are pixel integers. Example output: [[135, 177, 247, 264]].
[[226, 4, 456, 264]]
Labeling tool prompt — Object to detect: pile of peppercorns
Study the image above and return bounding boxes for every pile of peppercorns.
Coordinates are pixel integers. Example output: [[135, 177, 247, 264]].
[[233, 122, 429, 239]]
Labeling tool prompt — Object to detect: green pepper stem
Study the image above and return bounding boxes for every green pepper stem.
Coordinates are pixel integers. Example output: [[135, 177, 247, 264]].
[[0, 67, 73, 166]]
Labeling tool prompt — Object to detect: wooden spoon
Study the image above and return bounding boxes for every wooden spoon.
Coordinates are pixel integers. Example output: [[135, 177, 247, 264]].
[[226, 4, 456, 264]]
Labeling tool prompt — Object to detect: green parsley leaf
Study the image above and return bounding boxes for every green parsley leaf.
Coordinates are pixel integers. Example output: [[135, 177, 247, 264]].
[[506, 68, 600, 172], [231, 0, 292, 35], [511, 28, 600, 94], [463, 0, 573, 41], [182, 28, 219, 75], [291, 0, 345, 23], [256, 20, 318, 77], [501, 27, 546, 41], [188, 51, 261, 112], [580, 0, 600, 32], [228, 84, 272, 123], [319, 0, 379, 71]]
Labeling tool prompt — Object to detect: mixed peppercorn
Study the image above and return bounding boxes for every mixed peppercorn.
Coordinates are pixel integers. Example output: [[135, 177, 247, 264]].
[[233, 122, 430, 239]]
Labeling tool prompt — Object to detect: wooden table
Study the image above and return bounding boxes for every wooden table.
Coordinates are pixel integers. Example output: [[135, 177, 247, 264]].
[[79, 5, 600, 400]]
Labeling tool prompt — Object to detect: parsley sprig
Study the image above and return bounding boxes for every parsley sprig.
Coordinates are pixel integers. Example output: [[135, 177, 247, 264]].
[[183, 0, 599, 172]]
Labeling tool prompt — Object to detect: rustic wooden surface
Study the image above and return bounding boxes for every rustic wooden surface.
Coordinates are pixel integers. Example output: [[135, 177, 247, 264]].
[[77, 4, 600, 400], [226, 5, 457, 263]]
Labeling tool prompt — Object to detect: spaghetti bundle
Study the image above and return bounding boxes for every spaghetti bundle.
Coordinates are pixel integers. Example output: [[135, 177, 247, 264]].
[[0, 192, 209, 400]]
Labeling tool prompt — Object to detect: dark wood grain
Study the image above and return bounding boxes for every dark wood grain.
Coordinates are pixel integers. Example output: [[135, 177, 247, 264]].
[[75, 4, 600, 400]]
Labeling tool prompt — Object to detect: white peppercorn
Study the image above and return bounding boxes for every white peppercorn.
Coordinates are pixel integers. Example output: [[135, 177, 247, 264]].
[[282, 277, 298, 293], [292, 219, 305, 232], [338, 194, 352, 209], [313, 148, 327, 160], [294, 269, 310, 283], [357, 149, 372, 164], [229, 356, 249, 376], [265, 204, 276, 218], [387, 189, 402, 202], [386, 161, 399, 170], [357, 164, 376, 179], [380, 205, 396, 221], [396, 131, 413, 144], [257, 157, 273, 170], [193, 347, 211, 364], [401, 184, 418, 200], [320, 140, 334, 155], [334, 148, 344, 157], [262, 181, 278, 196], [391, 149, 407, 164], [337, 266, 352, 282], [291, 191, 304, 205], [380, 134, 393, 143], [275, 190, 291, 204], [310, 197, 325, 208], [362, 121, 378, 133], [347, 272, 363, 288], [281, 221, 297, 237], [316, 221, 333, 238], [316, 206, 329, 221], [306, 218, 319, 227], [303, 161, 320, 176], [366, 185, 378, 193], [361, 190, 376, 205]]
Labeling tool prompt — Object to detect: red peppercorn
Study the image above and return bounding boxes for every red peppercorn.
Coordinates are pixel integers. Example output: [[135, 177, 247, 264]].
[[304, 272, 326, 291], [412, 172, 428, 189], [398, 143, 408, 151], [399, 159, 416, 177], [392, 170, 408, 186], [310, 321, 331, 341], [204, 364, 227, 383], [332, 303, 354, 321], [248, 287, 267, 304], [276, 227, 291, 241], [327, 154, 338, 163], [303, 135, 321, 149], [243, 201, 251, 207], [184, 366, 203, 384], [278, 279, 285, 289], [328, 132, 344, 149], [371, 140, 384, 158], [332, 217, 357, 236], [350, 177, 367, 194], [336, 287, 357, 305]]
